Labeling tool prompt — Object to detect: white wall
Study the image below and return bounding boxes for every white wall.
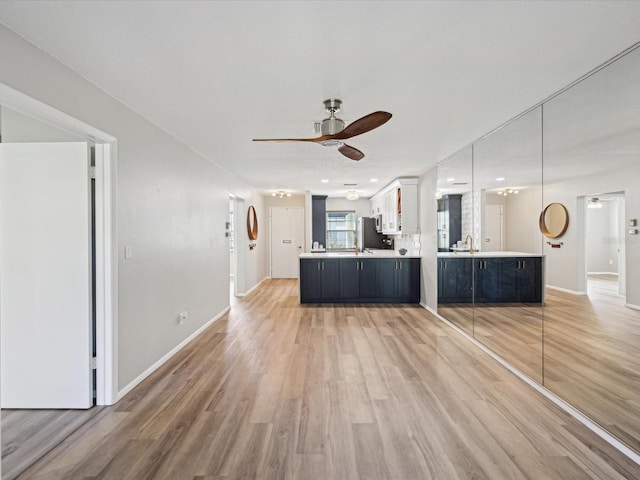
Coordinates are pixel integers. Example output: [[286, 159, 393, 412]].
[[0, 25, 268, 393], [419, 167, 438, 310], [326, 197, 371, 218], [503, 186, 543, 255]]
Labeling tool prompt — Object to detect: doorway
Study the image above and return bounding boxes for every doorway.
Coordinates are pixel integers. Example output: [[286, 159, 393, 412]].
[[270, 207, 304, 278], [484, 204, 504, 252], [0, 87, 117, 479], [585, 193, 626, 298]]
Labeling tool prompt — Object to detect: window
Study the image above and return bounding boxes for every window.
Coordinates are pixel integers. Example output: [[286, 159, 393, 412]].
[[326, 211, 356, 250]]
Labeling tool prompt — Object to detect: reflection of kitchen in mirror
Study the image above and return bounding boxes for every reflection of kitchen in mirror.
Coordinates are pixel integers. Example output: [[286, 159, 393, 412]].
[[434, 40, 640, 464]]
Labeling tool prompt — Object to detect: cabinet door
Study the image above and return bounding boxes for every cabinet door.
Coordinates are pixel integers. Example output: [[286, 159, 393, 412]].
[[516, 257, 542, 302], [321, 259, 341, 299], [359, 259, 378, 298], [377, 259, 397, 298], [475, 258, 501, 303], [439, 258, 472, 303], [339, 259, 359, 299], [500, 257, 518, 302], [397, 258, 420, 302], [300, 259, 322, 301]]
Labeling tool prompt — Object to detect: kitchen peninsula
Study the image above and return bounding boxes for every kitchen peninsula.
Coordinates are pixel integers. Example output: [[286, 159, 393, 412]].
[[437, 251, 544, 303], [299, 251, 420, 303]]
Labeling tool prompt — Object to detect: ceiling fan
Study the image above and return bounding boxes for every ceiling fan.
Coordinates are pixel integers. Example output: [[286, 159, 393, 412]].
[[252, 99, 392, 161]]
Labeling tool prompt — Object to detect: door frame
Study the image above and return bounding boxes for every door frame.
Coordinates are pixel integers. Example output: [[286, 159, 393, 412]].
[[0, 83, 118, 405]]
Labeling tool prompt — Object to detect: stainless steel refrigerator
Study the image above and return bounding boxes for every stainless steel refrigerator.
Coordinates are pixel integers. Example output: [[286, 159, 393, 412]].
[[357, 217, 384, 251]]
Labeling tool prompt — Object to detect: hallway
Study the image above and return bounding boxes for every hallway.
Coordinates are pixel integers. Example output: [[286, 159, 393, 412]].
[[15, 279, 639, 479]]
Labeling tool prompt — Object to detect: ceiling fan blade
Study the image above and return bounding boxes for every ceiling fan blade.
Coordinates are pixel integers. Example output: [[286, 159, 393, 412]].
[[332, 111, 392, 140], [338, 144, 364, 161]]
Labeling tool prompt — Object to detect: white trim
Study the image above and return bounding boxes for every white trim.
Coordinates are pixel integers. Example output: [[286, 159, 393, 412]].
[[587, 271, 619, 276], [116, 307, 230, 401], [625, 303, 640, 311], [423, 305, 640, 467], [236, 276, 268, 298], [546, 284, 587, 296], [93, 143, 118, 405]]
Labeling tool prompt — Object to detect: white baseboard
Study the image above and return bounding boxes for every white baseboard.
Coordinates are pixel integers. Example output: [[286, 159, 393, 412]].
[[546, 284, 587, 296], [419, 304, 640, 467], [587, 271, 619, 276], [116, 306, 230, 401], [625, 303, 640, 311], [236, 276, 268, 297]]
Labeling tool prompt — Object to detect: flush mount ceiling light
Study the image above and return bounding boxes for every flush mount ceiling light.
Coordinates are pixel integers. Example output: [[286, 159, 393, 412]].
[[587, 197, 603, 208], [272, 190, 292, 198], [346, 190, 359, 201], [497, 188, 519, 196]]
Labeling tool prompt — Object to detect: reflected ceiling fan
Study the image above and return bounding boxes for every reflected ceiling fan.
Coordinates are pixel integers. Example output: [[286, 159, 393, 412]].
[[252, 99, 392, 161]]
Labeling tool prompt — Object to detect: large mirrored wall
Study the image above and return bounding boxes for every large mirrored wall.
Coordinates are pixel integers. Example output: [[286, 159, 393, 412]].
[[436, 44, 640, 454]]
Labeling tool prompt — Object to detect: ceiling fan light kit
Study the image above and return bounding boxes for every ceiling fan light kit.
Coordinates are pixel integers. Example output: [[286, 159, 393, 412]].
[[252, 99, 391, 161]]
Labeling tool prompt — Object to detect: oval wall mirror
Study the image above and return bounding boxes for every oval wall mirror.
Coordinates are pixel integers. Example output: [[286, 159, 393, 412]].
[[539, 202, 568, 238], [247, 205, 258, 240]]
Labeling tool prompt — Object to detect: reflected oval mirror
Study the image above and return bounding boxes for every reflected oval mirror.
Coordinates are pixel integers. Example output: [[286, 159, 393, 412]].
[[247, 205, 258, 240], [539, 203, 568, 238]]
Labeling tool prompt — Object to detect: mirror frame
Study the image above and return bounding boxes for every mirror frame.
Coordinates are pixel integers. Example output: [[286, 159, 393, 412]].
[[247, 205, 258, 240], [539, 202, 569, 238]]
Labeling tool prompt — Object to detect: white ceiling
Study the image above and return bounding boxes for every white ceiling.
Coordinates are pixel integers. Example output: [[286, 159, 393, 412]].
[[1, 1, 640, 198]]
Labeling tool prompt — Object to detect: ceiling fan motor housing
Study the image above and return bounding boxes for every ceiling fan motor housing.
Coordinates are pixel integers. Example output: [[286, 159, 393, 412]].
[[321, 98, 345, 135], [321, 117, 345, 135]]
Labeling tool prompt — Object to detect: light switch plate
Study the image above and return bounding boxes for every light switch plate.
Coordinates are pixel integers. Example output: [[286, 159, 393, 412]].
[[628, 229, 638, 235], [630, 219, 637, 227], [125, 245, 132, 259]]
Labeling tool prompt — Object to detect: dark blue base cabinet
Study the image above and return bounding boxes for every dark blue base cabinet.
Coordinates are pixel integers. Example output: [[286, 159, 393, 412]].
[[300, 257, 420, 303], [438, 256, 543, 304]]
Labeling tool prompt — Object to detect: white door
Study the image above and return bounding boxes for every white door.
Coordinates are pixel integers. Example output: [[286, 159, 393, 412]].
[[270, 207, 304, 278], [484, 205, 503, 252], [1, 142, 93, 408]]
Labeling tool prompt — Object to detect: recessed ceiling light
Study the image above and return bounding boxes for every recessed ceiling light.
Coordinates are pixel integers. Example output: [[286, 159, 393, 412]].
[[496, 177, 505, 181], [447, 177, 455, 182], [321, 179, 329, 183], [370, 178, 378, 183]]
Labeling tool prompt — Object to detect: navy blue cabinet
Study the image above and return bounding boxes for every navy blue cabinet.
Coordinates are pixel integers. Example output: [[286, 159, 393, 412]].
[[299, 258, 339, 301], [300, 257, 420, 303], [338, 259, 380, 300], [472, 256, 542, 304], [474, 258, 502, 303], [376, 258, 420, 302], [438, 255, 542, 304], [437, 257, 473, 303], [515, 257, 542, 302]]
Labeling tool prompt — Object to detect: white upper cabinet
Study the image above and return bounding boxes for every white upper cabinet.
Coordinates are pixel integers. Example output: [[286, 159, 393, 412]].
[[370, 178, 419, 235]]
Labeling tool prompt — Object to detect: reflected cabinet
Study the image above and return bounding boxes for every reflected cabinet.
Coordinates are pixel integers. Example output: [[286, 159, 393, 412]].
[[436, 44, 640, 454]]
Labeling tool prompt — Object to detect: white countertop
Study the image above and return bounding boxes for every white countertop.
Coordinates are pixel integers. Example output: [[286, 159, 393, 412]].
[[437, 251, 543, 258], [300, 250, 420, 259]]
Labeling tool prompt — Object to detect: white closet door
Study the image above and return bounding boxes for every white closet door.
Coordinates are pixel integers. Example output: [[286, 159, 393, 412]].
[[270, 207, 304, 278], [1, 142, 93, 408]]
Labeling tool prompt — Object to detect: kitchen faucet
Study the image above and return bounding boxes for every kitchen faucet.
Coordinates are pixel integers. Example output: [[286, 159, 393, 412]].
[[465, 234, 477, 253]]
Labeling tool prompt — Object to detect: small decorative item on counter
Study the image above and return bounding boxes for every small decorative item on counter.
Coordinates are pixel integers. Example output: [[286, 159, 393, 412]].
[[399, 248, 407, 255]]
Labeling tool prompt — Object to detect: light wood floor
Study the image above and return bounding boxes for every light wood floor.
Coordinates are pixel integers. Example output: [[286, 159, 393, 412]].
[[545, 274, 640, 453], [13, 279, 640, 479], [2, 408, 103, 480], [438, 273, 640, 456]]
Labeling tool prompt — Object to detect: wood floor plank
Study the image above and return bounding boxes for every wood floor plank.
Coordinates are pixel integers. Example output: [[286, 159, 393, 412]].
[[8, 279, 639, 479]]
